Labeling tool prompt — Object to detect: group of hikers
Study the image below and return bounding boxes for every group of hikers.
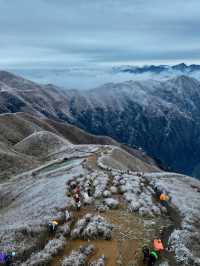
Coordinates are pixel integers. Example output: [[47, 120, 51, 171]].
[[67, 180, 93, 210], [0, 174, 171, 265], [47, 182, 92, 234], [155, 187, 170, 207], [142, 188, 170, 265]]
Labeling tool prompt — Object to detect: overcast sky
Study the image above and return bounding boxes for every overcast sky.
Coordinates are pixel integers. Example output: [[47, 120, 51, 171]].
[[0, 0, 200, 69]]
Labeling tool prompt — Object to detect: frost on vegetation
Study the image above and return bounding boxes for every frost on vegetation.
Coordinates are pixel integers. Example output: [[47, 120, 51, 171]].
[[110, 186, 118, 194], [94, 174, 109, 198], [62, 244, 94, 266], [169, 229, 200, 266], [116, 174, 163, 217], [96, 204, 109, 213], [55, 223, 71, 237], [90, 255, 106, 266], [149, 175, 200, 265], [103, 190, 112, 198], [128, 200, 141, 212], [71, 214, 113, 240], [0, 224, 47, 257], [159, 262, 169, 266], [22, 236, 66, 266], [103, 198, 119, 209]]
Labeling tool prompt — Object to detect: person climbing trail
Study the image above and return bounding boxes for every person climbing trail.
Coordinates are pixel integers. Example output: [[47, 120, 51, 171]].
[[148, 250, 158, 266], [48, 220, 58, 233], [76, 200, 81, 210], [66, 190, 72, 197], [74, 193, 80, 202], [74, 193, 81, 210], [154, 186, 162, 199], [154, 187, 169, 206], [87, 181, 93, 197], [159, 193, 169, 207], [0, 251, 16, 266], [159, 193, 169, 202], [65, 210, 71, 222], [142, 239, 164, 265], [74, 185, 81, 196], [70, 182, 76, 191], [87, 187, 92, 197], [142, 246, 150, 263], [5, 252, 15, 266], [153, 239, 164, 253], [0, 252, 6, 265]]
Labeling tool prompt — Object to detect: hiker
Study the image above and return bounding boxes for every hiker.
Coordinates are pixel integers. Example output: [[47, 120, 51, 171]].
[[5, 252, 15, 266], [0, 251, 15, 266], [87, 181, 93, 197], [142, 246, 150, 263], [87, 187, 92, 197], [76, 200, 81, 211], [74, 185, 81, 196], [153, 239, 164, 253], [74, 192, 80, 202], [66, 190, 72, 197], [0, 252, 6, 265], [154, 186, 162, 199], [148, 250, 158, 266], [159, 193, 169, 202], [74, 193, 81, 210], [65, 210, 71, 222], [70, 182, 76, 191], [159, 193, 169, 207], [48, 220, 58, 233]]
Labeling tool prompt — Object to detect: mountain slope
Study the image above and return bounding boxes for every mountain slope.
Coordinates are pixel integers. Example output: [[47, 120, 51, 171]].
[[1, 71, 200, 177], [0, 112, 159, 180], [0, 129, 199, 266], [67, 76, 200, 177]]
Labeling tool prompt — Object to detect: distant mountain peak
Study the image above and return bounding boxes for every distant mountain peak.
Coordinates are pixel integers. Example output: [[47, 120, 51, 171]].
[[113, 63, 200, 77]]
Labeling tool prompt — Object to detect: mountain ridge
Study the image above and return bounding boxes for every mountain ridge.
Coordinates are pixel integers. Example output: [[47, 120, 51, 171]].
[[113, 63, 200, 75], [0, 71, 200, 178]]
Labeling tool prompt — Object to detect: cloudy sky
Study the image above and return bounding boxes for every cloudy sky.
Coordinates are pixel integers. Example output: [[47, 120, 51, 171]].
[[0, 0, 200, 69]]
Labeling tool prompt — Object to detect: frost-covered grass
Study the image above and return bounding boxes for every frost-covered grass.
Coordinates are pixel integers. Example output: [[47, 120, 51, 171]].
[[62, 244, 95, 266], [71, 214, 113, 240], [90, 255, 106, 266], [0, 163, 85, 260], [112, 173, 165, 217], [146, 173, 200, 266], [22, 236, 66, 266]]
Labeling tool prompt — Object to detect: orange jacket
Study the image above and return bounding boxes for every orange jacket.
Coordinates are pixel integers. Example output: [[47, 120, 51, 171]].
[[153, 239, 164, 252], [160, 194, 169, 201]]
